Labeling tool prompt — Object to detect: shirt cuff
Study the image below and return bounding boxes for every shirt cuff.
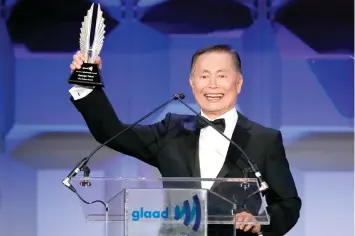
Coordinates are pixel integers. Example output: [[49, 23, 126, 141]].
[[69, 85, 94, 100]]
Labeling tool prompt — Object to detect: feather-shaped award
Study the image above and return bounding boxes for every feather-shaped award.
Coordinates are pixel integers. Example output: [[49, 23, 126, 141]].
[[68, 3, 106, 87]]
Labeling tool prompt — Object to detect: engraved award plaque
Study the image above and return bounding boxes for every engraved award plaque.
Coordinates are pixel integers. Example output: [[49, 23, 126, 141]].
[[69, 3, 105, 87]]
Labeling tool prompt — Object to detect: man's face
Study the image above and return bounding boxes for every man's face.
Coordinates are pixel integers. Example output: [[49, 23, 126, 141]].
[[189, 51, 243, 119]]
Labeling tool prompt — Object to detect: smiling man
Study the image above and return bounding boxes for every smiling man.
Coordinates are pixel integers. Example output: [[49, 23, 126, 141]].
[[69, 44, 301, 236], [189, 45, 243, 120]]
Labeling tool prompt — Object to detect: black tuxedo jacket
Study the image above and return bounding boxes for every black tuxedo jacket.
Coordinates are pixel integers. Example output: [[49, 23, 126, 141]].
[[71, 89, 301, 236]]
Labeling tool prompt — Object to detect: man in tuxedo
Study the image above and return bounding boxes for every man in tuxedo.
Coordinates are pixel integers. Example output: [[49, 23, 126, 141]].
[[69, 44, 301, 235]]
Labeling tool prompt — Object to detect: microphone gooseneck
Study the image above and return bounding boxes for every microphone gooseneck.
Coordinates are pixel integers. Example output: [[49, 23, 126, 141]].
[[62, 93, 185, 209], [175, 97, 269, 193]]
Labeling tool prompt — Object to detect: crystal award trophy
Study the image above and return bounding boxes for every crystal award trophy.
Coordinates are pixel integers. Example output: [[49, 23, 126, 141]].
[[68, 3, 105, 87]]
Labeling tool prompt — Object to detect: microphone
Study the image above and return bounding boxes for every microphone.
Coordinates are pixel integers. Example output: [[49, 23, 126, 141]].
[[175, 98, 269, 193], [62, 93, 185, 192]]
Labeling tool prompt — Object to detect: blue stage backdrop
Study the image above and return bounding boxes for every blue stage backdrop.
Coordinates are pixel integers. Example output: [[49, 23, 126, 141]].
[[0, 1, 353, 236]]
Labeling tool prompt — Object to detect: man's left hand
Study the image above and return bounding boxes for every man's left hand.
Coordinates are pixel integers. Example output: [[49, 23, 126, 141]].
[[235, 211, 261, 233]]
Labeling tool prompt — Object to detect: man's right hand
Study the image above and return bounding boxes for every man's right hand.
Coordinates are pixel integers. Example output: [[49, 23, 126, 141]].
[[70, 51, 102, 73]]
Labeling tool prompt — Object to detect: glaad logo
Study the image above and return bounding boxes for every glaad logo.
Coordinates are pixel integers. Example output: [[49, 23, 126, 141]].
[[131, 207, 169, 221], [82, 66, 93, 71], [174, 194, 202, 232], [131, 195, 202, 232]]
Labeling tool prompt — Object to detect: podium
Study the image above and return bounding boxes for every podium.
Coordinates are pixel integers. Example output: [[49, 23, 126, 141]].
[[71, 177, 270, 236]]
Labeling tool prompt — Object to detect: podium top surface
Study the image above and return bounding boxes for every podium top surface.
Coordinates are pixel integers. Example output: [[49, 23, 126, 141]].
[[72, 176, 259, 183]]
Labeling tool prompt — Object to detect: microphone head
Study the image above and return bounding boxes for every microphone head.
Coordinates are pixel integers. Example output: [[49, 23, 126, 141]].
[[173, 93, 185, 100]]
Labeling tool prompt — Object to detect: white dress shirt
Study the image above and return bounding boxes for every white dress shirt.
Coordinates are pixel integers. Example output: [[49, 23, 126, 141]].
[[199, 108, 238, 189], [68, 86, 238, 190]]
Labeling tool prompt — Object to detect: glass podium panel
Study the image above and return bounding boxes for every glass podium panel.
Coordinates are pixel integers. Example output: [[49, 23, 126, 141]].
[[71, 177, 270, 236]]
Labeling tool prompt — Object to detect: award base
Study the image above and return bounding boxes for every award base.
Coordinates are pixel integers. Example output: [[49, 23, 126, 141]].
[[68, 63, 104, 87]]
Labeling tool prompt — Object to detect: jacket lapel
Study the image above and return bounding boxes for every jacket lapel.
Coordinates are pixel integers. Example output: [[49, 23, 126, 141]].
[[213, 112, 252, 182], [182, 116, 201, 178]]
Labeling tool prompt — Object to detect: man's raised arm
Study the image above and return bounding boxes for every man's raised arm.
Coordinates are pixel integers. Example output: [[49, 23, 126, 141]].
[[68, 52, 169, 167]]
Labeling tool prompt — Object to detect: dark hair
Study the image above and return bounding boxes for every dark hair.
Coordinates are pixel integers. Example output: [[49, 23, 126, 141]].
[[190, 44, 242, 73]]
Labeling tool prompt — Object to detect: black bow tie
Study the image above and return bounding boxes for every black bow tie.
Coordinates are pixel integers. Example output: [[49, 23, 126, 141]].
[[196, 117, 226, 133]]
